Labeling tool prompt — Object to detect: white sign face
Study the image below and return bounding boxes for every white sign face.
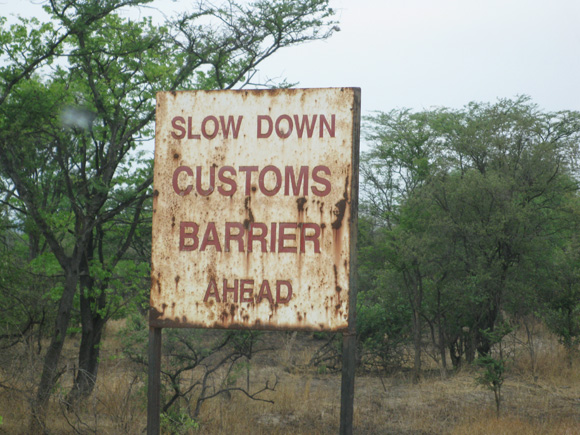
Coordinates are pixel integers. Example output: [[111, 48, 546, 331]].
[[151, 88, 360, 331]]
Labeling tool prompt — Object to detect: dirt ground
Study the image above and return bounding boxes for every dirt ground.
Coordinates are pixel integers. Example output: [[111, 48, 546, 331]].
[[1, 328, 579, 434]]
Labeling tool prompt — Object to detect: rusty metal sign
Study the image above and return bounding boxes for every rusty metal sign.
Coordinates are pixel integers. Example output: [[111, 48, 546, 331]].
[[150, 88, 360, 331]]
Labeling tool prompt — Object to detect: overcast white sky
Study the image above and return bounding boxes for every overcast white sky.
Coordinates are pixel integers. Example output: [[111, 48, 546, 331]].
[[3, 0, 580, 117], [258, 0, 580, 114]]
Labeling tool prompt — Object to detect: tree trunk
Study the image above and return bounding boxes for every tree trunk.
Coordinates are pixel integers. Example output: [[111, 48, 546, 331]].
[[67, 250, 108, 406], [438, 327, 447, 379], [436, 288, 447, 378], [448, 339, 462, 369], [464, 329, 476, 364], [67, 304, 106, 406], [30, 265, 79, 432], [412, 309, 422, 384], [523, 316, 538, 381]]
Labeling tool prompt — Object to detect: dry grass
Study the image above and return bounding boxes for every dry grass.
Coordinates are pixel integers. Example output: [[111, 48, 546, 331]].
[[0, 324, 579, 434]]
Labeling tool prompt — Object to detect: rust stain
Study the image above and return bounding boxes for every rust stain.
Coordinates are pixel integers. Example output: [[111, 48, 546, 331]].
[[156, 273, 162, 294], [243, 196, 255, 230], [296, 197, 307, 212], [331, 199, 347, 229], [149, 307, 162, 321], [151, 88, 359, 332], [331, 174, 350, 230]]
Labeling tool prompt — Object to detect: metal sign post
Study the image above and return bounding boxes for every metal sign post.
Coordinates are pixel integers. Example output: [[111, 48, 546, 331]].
[[147, 327, 162, 435], [340, 92, 359, 434], [148, 88, 360, 433]]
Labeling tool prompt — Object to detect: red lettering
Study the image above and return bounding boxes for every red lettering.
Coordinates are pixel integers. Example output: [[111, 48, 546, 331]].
[[319, 114, 335, 137], [239, 166, 258, 195], [187, 117, 200, 139], [248, 223, 267, 252], [257, 280, 273, 304], [225, 222, 244, 252], [270, 222, 277, 253], [257, 115, 273, 138], [173, 166, 193, 196], [259, 165, 282, 196], [173, 165, 333, 197], [276, 280, 292, 304], [275, 114, 293, 139], [293, 114, 317, 138], [201, 115, 219, 139], [300, 223, 321, 253], [223, 279, 238, 303], [196, 165, 215, 196], [178, 222, 323, 254], [217, 166, 237, 196], [284, 166, 309, 196], [278, 223, 297, 253], [179, 222, 199, 251], [200, 222, 222, 252], [220, 115, 243, 139], [240, 279, 253, 303], [171, 116, 186, 139], [204, 279, 220, 302], [311, 165, 331, 196]]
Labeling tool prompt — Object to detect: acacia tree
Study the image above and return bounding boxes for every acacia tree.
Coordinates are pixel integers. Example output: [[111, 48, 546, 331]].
[[0, 0, 336, 429], [361, 109, 442, 382], [543, 229, 580, 367], [360, 97, 580, 377], [434, 98, 580, 357]]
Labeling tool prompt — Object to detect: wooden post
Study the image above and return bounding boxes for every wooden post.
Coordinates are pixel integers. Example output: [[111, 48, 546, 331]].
[[148, 327, 162, 435]]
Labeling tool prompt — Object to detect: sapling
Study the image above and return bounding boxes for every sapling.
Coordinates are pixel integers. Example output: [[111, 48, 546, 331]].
[[473, 323, 513, 417]]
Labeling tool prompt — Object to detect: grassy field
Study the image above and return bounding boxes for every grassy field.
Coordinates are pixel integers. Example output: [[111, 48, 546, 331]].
[[0, 321, 579, 434]]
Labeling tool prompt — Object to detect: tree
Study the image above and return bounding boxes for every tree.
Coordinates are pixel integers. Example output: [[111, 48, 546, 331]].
[[122, 316, 276, 432], [361, 109, 442, 382], [542, 230, 580, 367], [431, 98, 580, 357], [0, 0, 337, 429], [360, 97, 580, 377], [473, 324, 512, 418]]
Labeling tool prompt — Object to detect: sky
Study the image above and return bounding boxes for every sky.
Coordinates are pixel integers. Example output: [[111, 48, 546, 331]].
[[2, 0, 579, 118]]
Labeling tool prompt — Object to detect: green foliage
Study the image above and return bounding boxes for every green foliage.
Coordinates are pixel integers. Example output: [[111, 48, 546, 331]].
[[0, 0, 337, 421], [473, 324, 512, 417], [359, 97, 580, 375], [357, 290, 411, 371], [474, 355, 505, 414], [121, 316, 272, 422], [540, 233, 580, 365], [474, 355, 505, 391], [161, 409, 199, 434]]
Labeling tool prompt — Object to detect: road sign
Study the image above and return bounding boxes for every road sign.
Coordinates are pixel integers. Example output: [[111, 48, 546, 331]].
[[151, 88, 360, 331]]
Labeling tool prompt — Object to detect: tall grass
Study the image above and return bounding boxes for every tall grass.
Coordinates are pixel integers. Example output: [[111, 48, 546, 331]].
[[0, 323, 578, 434]]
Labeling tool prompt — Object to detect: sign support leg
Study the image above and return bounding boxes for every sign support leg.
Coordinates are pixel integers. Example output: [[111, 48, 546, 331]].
[[147, 327, 162, 435], [340, 330, 356, 435]]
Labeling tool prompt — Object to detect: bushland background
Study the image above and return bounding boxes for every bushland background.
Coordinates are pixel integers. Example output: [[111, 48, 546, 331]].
[[0, 1, 579, 433]]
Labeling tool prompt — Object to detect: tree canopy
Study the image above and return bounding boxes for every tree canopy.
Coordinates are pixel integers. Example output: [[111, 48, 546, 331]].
[[359, 97, 580, 380], [0, 0, 336, 429]]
